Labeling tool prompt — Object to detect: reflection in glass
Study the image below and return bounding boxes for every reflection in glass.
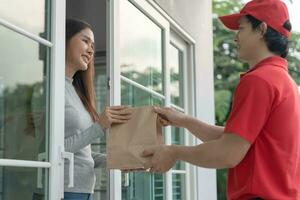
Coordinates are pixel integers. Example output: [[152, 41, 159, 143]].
[[121, 81, 162, 107], [92, 55, 108, 200], [172, 174, 186, 200], [120, 0, 163, 94], [0, 0, 51, 40], [169, 44, 184, 107], [0, 26, 49, 161], [0, 166, 48, 200], [122, 173, 164, 200], [121, 80, 164, 199], [171, 127, 185, 170]]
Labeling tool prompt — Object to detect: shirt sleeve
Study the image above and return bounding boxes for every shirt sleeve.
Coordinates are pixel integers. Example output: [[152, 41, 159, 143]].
[[224, 75, 273, 143], [92, 152, 107, 168], [64, 123, 105, 153]]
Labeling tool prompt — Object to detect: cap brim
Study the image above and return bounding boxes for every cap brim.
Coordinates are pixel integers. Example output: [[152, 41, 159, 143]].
[[219, 13, 243, 30]]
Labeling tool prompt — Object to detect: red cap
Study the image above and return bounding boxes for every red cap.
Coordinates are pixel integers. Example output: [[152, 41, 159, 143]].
[[219, 0, 290, 38]]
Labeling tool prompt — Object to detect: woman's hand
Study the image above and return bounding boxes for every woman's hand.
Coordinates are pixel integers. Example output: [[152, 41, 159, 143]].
[[98, 105, 132, 129], [154, 107, 186, 128]]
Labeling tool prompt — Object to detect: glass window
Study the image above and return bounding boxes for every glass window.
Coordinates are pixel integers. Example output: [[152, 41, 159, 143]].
[[120, 0, 163, 94], [169, 44, 184, 107], [153, 174, 164, 200], [121, 81, 163, 107], [0, 0, 51, 40], [171, 127, 185, 170], [169, 38, 187, 200], [93, 54, 109, 200], [172, 174, 186, 200], [0, 26, 50, 161], [121, 80, 164, 199], [0, 166, 48, 200], [119, 1, 190, 199], [122, 173, 165, 200]]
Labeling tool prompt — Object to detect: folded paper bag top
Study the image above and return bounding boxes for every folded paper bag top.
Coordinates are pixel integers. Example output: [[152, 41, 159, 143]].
[[107, 106, 163, 170]]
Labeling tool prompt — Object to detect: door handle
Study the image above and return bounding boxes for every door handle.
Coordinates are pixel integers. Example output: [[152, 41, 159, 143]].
[[37, 152, 46, 188], [61, 151, 74, 188]]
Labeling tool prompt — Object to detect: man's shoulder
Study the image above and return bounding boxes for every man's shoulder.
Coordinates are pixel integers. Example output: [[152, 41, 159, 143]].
[[243, 66, 286, 88], [239, 72, 271, 89]]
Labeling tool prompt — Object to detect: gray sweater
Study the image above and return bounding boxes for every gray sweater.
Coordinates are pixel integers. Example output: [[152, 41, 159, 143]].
[[64, 77, 106, 193]]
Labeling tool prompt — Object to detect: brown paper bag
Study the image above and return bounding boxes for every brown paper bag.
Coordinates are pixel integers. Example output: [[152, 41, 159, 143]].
[[107, 106, 163, 170]]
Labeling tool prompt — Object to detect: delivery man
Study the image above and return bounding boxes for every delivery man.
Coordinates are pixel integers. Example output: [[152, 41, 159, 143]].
[[142, 0, 300, 199]]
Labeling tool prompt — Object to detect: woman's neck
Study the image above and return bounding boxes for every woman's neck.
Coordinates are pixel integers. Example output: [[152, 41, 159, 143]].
[[65, 64, 76, 78]]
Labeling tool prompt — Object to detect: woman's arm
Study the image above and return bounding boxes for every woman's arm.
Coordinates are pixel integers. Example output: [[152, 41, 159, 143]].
[[92, 152, 106, 168], [64, 123, 105, 153]]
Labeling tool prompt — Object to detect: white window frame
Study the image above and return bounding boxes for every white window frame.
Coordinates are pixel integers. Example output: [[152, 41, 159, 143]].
[[169, 31, 192, 200], [146, 2, 211, 199], [109, 0, 200, 199], [0, 0, 66, 199], [109, 0, 170, 199]]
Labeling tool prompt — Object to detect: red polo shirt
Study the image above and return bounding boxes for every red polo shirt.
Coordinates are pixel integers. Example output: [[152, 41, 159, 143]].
[[224, 56, 300, 200]]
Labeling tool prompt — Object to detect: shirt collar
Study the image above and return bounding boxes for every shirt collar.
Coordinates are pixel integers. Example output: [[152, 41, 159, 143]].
[[65, 76, 73, 83], [240, 56, 288, 78]]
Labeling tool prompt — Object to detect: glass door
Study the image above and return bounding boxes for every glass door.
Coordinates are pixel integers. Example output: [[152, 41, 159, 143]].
[[109, 0, 195, 199], [119, 0, 166, 199], [169, 32, 190, 200], [108, 0, 170, 199], [0, 0, 66, 199]]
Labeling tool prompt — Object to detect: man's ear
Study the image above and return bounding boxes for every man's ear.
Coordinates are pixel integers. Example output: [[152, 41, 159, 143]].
[[258, 22, 268, 37]]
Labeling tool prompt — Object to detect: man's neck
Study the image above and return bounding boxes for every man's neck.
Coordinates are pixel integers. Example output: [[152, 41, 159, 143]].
[[248, 51, 277, 69]]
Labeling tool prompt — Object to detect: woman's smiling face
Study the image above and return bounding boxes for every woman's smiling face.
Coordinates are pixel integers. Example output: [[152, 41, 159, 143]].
[[66, 28, 95, 72]]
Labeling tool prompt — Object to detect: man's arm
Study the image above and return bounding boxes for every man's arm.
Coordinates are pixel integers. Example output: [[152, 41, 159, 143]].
[[182, 115, 224, 142], [142, 132, 251, 172], [171, 133, 250, 168], [154, 107, 224, 142]]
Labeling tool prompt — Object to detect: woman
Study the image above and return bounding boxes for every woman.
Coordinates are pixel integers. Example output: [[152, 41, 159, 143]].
[[64, 18, 131, 200]]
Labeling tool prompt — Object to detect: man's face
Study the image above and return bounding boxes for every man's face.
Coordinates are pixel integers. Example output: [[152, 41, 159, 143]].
[[235, 16, 262, 61]]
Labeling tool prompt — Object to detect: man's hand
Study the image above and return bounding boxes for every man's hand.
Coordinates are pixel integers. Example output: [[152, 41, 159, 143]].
[[154, 107, 186, 127], [142, 145, 177, 173]]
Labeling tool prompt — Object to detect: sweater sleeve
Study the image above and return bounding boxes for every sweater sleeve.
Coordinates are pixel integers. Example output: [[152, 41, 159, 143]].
[[92, 152, 107, 168], [64, 123, 105, 153]]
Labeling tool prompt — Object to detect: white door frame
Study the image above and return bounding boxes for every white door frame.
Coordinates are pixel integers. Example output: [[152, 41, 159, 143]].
[[108, 0, 217, 199], [0, 0, 67, 199], [49, 0, 67, 199], [108, 0, 170, 199]]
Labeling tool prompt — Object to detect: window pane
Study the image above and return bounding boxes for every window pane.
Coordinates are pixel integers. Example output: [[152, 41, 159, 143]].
[[153, 174, 164, 200], [121, 81, 163, 107], [92, 57, 108, 200], [172, 173, 186, 200], [121, 80, 164, 199], [169, 44, 184, 107], [120, 0, 163, 94], [122, 173, 164, 200], [0, 0, 51, 40], [0, 26, 50, 161], [0, 166, 48, 200], [171, 127, 185, 170]]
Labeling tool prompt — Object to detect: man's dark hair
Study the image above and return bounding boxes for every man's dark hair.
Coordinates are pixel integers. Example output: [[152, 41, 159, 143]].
[[245, 15, 292, 58]]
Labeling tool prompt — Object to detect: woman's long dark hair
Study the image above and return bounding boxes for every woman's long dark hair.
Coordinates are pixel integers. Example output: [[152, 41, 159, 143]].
[[66, 18, 99, 122]]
